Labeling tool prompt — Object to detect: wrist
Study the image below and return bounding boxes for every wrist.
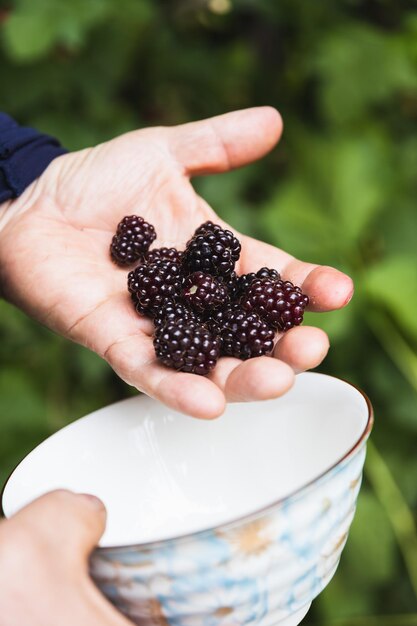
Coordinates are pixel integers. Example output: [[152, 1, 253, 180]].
[[0, 173, 53, 302], [0, 113, 67, 232], [0, 177, 42, 236]]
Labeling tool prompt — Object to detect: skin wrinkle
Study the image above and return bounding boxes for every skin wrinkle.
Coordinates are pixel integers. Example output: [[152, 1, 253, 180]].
[[105, 337, 158, 391], [53, 148, 96, 203], [208, 119, 233, 172], [142, 174, 190, 227], [169, 118, 233, 176], [154, 369, 183, 402], [105, 134, 174, 199], [66, 294, 119, 340], [103, 331, 153, 363], [279, 256, 312, 284], [108, 166, 182, 236], [0, 171, 47, 233], [37, 261, 123, 332]]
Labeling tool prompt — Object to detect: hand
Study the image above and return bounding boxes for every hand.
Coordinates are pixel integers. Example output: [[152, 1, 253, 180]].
[[0, 107, 353, 418], [0, 490, 132, 626]]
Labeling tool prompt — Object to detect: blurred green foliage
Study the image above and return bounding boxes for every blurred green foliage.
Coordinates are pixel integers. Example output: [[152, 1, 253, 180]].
[[1, 0, 417, 623]]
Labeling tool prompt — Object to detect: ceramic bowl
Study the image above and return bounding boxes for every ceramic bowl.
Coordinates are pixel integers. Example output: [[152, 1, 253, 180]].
[[1, 372, 372, 626]]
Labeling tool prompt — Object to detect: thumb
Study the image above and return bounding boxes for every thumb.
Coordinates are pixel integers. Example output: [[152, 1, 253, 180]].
[[8, 490, 106, 565], [167, 106, 283, 176]]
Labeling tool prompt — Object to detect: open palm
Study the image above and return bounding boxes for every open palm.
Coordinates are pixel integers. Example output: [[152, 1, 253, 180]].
[[0, 108, 353, 418]]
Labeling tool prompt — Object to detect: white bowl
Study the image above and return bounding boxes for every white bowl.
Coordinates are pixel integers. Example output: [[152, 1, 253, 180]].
[[1, 372, 373, 626]]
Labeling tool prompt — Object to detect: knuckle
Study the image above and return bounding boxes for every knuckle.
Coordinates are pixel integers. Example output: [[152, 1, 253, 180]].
[[106, 341, 144, 389]]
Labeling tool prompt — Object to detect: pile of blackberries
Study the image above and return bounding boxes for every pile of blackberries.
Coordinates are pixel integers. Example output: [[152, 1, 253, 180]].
[[111, 216, 309, 376]]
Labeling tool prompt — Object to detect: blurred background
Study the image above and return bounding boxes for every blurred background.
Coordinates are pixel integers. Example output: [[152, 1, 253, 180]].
[[0, 1, 416, 623]]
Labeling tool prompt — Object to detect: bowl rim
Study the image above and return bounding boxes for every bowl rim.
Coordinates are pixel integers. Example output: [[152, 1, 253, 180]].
[[0, 374, 373, 550]]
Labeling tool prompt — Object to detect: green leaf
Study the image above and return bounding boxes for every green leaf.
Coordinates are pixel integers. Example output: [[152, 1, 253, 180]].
[[364, 255, 417, 340], [366, 440, 417, 599], [378, 200, 417, 257], [314, 24, 417, 124], [260, 179, 339, 263], [0, 369, 47, 430], [344, 490, 397, 585], [330, 137, 388, 244], [2, 13, 58, 60], [304, 301, 356, 344], [73, 346, 110, 385], [315, 572, 375, 621], [2, 0, 115, 61], [194, 169, 254, 235]]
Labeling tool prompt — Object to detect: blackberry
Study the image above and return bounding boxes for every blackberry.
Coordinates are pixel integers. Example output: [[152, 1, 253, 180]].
[[144, 247, 184, 265], [183, 223, 241, 277], [205, 303, 241, 335], [127, 259, 182, 317], [257, 267, 281, 281], [154, 321, 221, 376], [234, 267, 281, 300], [110, 215, 156, 266], [182, 272, 229, 313], [218, 307, 275, 360], [130, 290, 139, 308], [242, 278, 309, 331], [223, 271, 238, 298], [193, 220, 218, 236], [154, 299, 198, 328]]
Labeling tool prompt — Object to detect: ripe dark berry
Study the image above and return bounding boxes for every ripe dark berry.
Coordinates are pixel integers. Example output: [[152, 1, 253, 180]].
[[110, 215, 156, 266], [256, 267, 281, 281], [127, 259, 182, 317], [154, 299, 198, 328], [182, 272, 229, 313], [222, 271, 238, 298], [154, 322, 221, 376], [193, 221, 218, 237], [144, 247, 184, 265], [217, 307, 275, 360], [183, 223, 241, 277], [205, 303, 241, 335], [242, 278, 309, 331], [130, 290, 139, 308], [234, 267, 281, 300]]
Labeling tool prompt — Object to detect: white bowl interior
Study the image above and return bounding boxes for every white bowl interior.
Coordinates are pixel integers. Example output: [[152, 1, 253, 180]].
[[2, 373, 369, 547]]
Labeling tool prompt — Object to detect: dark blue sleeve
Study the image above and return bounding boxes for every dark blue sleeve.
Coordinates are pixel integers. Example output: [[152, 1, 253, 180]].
[[0, 113, 68, 204]]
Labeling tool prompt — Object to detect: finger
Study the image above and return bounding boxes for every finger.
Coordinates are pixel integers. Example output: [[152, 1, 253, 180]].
[[240, 236, 354, 312], [4, 491, 132, 626], [294, 264, 354, 311], [273, 326, 330, 373], [168, 107, 283, 176], [8, 490, 106, 565], [105, 332, 226, 419], [68, 292, 226, 419], [208, 356, 242, 390], [222, 356, 295, 402]]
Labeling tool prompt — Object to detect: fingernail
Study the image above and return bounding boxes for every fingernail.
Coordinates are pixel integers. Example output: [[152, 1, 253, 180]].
[[343, 288, 354, 306], [77, 493, 106, 512]]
